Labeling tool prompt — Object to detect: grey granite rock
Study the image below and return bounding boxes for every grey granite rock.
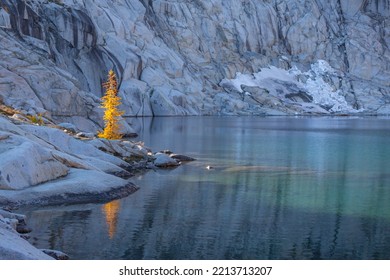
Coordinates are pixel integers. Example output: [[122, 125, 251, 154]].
[[0, 0, 389, 122]]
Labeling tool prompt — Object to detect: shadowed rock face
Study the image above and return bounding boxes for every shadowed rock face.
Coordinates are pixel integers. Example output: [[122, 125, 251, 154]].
[[0, 0, 389, 127]]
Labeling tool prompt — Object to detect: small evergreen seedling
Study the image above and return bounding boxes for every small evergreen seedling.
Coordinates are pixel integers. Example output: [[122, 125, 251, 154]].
[[98, 70, 124, 140]]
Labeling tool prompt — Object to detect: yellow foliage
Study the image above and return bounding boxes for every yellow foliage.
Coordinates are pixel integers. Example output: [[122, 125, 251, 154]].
[[98, 70, 124, 140], [28, 114, 44, 125]]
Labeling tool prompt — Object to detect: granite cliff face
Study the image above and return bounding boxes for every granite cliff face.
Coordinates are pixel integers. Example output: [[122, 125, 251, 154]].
[[1, 0, 389, 130]]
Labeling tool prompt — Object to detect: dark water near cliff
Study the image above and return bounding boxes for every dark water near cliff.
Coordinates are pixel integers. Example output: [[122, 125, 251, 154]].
[[21, 117, 390, 259]]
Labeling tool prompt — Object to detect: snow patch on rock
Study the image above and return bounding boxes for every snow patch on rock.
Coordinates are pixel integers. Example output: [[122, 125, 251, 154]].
[[220, 60, 361, 114]]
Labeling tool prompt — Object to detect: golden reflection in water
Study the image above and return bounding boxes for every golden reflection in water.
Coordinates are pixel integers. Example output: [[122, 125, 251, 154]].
[[102, 200, 121, 239]]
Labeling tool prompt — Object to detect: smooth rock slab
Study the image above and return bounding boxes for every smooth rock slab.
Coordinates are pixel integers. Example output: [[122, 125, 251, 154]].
[[0, 136, 69, 190], [0, 169, 139, 207]]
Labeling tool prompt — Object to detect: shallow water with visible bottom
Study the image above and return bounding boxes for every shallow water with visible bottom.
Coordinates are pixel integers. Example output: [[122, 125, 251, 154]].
[[20, 117, 390, 259]]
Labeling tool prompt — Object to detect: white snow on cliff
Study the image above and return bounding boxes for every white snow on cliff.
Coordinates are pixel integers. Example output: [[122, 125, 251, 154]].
[[221, 60, 359, 113]]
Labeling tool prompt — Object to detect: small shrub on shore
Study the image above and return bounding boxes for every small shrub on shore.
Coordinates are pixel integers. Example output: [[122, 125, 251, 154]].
[[28, 114, 44, 125]]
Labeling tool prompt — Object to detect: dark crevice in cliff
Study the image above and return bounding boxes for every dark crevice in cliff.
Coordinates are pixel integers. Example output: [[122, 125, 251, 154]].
[[273, 0, 292, 55], [334, 0, 361, 109], [335, 0, 350, 72]]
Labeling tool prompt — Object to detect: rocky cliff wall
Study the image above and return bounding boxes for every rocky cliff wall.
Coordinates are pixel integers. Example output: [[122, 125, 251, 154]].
[[0, 0, 389, 130]]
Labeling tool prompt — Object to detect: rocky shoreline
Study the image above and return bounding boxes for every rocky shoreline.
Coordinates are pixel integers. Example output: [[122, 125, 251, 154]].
[[0, 208, 54, 259], [0, 111, 194, 259]]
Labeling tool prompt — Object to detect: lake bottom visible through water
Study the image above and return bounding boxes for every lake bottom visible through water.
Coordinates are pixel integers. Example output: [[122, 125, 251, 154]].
[[20, 117, 390, 259]]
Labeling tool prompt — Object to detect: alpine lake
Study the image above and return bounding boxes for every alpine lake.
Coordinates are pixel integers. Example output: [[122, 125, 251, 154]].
[[19, 116, 390, 260]]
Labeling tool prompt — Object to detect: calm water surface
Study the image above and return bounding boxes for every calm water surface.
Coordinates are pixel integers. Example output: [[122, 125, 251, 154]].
[[21, 117, 390, 259]]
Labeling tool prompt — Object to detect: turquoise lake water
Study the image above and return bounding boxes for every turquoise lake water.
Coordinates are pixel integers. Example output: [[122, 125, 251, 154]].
[[21, 117, 390, 259]]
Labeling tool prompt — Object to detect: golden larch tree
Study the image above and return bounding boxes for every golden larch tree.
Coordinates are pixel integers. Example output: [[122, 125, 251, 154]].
[[98, 70, 124, 140]]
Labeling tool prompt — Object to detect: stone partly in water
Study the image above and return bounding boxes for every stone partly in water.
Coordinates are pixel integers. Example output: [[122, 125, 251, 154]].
[[0, 0, 388, 130], [15, 222, 32, 235], [41, 249, 70, 260], [153, 153, 180, 168], [0, 210, 54, 260], [169, 154, 196, 162]]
